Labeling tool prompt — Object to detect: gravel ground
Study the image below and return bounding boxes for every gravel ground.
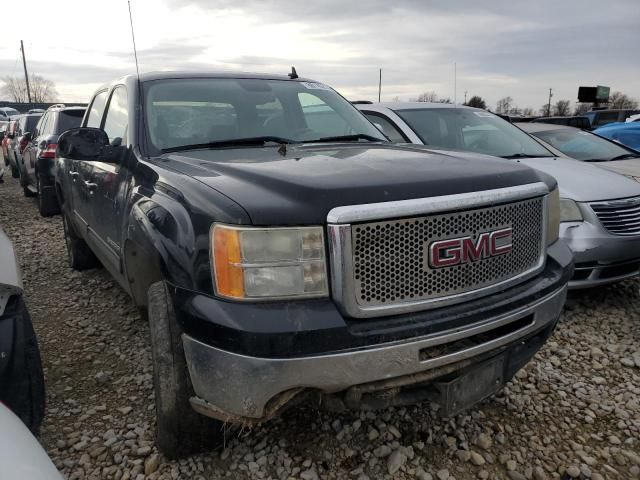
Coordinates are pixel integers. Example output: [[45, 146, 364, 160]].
[[1, 174, 640, 480]]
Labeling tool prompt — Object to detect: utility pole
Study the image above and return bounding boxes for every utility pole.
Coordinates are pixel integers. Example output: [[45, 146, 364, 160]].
[[378, 68, 382, 102], [547, 88, 553, 116], [20, 40, 32, 103], [464, 91, 468, 104]]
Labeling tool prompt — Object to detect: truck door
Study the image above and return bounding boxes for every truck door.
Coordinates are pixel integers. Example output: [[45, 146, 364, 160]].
[[70, 90, 108, 236], [85, 86, 131, 274]]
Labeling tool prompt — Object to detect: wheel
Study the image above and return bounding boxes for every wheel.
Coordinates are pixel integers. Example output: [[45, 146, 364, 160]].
[[147, 281, 224, 458], [62, 212, 99, 270], [0, 296, 46, 435], [37, 175, 60, 216]]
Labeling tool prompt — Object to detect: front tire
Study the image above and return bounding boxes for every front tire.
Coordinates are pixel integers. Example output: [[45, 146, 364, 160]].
[[62, 212, 99, 270], [0, 296, 45, 435], [147, 281, 224, 459]]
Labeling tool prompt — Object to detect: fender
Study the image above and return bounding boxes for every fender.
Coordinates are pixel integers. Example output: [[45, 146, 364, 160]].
[[122, 179, 250, 308]]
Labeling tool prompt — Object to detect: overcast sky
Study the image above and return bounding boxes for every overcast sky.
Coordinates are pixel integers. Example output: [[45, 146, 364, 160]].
[[1, 0, 638, 110]]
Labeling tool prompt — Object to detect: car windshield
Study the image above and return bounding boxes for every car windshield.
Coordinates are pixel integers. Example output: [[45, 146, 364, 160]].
[[143, 78, 387, 153], [532, 128, 637, 161], [394, 107, 552, 158]]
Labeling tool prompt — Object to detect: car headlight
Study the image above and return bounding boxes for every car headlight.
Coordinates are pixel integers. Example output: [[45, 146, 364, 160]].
[[211, 224, 328, 300], [560, 198, 583, 222], [546, 187, 560, 245]]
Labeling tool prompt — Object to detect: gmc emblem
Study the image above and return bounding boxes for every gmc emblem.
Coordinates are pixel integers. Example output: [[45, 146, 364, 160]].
[[428, 228, 513, 268]]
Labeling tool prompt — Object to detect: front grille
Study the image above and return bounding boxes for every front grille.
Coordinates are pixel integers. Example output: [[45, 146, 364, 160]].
[[351, 197, 544, 308], [591, 197, 640, 235]]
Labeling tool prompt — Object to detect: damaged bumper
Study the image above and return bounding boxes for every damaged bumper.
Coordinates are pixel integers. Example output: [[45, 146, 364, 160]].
[[184, 286, 564, 421], [561, 220, 640, 288]]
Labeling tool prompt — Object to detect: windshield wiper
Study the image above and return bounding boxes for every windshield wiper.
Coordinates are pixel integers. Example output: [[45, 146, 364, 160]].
[[609, 154, 640, 161], [305, 134, 385, 143], [500, 153, 553, 159], [162, 136, 298, 153]]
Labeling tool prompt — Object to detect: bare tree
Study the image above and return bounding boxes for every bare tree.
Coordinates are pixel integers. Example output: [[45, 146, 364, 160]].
[[437, 97, 452, 104], [553, 100, 571, 116], [496, 96, 513, 114], [522, 107, 535, 116], [1, 74, 59, 103], [574, 103, 592, 115], [466, 96, 486, 109], [414, 91, 439, 102], [540, 104, 552, 116], [391, 96, 401, 102], [608, 91, 639, 109]]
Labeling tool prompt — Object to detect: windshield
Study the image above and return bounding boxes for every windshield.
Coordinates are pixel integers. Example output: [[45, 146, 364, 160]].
[[532, 128, 637, 161], [143, 78, 386, 153], [394, 108, 552, 158]]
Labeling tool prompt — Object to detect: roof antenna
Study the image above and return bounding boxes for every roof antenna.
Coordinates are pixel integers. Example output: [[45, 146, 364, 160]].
[[128, 0, 141, 79], [288, 66, 298, 79]]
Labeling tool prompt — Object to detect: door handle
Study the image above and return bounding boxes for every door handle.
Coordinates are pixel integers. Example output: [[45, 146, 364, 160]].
[[84, 181, 98, 194], [70, 171, 79, 182]]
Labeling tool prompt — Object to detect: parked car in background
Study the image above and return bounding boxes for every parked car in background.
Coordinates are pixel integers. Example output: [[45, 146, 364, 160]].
[[28, 108, 46, 114], [357, 102, 640, 287], [0, 120, 8, 164], [593, 122, 640, 151], [0, 404, 61, 480], [532, 116, 591, 129], [13, 113, 43, 194], [22, 105, 85, 216], [585, 109, 640, 128], [0, 106, 20, 120], [626, 114, 640, 123], [0, 226, 46, 435], [55, 71, 571, 458], [3, 118, 21, 178], [517, 123, 640, 179]]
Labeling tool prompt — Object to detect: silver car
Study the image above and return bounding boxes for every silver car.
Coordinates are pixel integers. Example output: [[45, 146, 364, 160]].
[[516, 122, 640, 180], [357, 102, 640, 288]]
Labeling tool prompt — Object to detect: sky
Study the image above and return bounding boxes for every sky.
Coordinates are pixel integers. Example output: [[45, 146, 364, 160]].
[[0, 0, 638, 111]]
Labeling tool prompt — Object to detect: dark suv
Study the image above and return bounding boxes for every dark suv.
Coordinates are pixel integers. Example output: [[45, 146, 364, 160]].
[[21, 105, 85, 216], [55, 71, 572, 458]]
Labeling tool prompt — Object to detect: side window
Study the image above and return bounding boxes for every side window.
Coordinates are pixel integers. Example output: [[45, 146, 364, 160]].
[[86, 90, 109, 128], [34, 114, 46, 138], [103, 87, 128, 144], [363, 112, 408, 143], [44, 113, 57, 135]]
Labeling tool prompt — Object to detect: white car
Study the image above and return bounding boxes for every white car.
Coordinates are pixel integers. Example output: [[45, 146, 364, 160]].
[[626, 114, 640, 123], [0, 403, 62, 479]]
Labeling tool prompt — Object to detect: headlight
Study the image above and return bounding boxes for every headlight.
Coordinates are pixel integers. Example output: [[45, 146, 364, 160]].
[[560, 198, 583, 222], [211, 224, 328, 300], [546, 187, 560, 245]]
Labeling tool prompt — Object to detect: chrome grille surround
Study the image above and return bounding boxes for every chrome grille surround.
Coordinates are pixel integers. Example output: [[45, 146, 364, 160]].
[[328, 183, 549, 318], [590, 196, 640, 236]]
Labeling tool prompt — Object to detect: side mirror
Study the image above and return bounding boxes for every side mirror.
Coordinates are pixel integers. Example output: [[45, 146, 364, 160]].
[[57, 127, 122, 163]]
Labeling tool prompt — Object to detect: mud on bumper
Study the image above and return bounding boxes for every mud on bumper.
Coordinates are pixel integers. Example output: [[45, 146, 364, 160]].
[[183, 284, 566, 423]]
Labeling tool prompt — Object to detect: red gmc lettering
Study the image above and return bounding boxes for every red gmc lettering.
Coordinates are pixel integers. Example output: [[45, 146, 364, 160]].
[[429, 228, 513, 268]]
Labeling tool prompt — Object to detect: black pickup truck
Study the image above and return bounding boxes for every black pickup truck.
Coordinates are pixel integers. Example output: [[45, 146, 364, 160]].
[[54, 71, 573, 458]]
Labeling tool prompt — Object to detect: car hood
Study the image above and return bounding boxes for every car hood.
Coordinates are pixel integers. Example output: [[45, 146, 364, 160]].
[[518, 156, 640, 202], [587, 158, 640, 181], [156, 143, 553, 225]]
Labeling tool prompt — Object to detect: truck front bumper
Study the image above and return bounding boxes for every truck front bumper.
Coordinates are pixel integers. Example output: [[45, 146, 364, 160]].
[[178, 241, 572, 422], [183, 285, 565, 421]]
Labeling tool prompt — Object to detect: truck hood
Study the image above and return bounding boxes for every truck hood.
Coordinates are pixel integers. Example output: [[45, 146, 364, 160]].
[[157, 143, 552, 225], [518, 157, 640, 202]]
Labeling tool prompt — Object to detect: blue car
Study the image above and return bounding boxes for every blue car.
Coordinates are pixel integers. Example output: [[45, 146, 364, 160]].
[[594, 122, 640, 151]]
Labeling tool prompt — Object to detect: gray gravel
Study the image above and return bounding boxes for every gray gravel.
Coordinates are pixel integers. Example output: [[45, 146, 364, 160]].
[[1, 175, 639, 480]]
